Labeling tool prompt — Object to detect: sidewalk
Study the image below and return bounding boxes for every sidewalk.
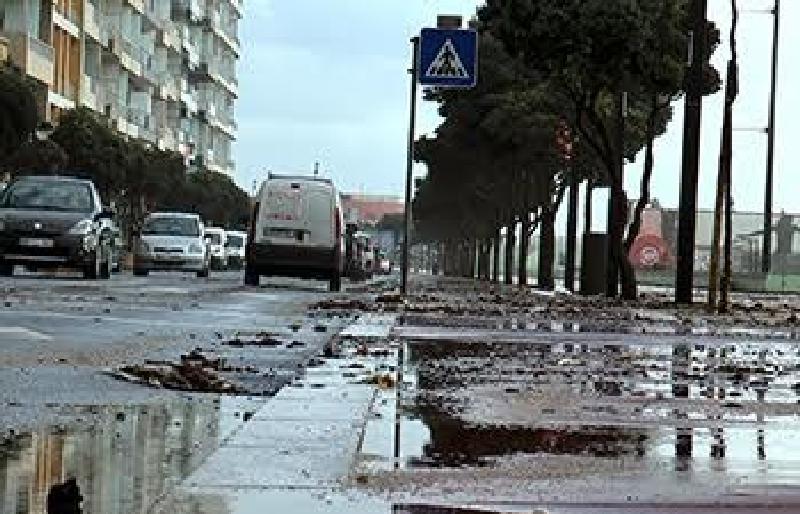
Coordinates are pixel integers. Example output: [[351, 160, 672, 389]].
[[152, 314, 398, 514], [152, 279, 800, 513]]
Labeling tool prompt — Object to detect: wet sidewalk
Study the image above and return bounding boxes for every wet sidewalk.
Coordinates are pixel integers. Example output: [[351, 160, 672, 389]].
[[152, 314, 399, 514]]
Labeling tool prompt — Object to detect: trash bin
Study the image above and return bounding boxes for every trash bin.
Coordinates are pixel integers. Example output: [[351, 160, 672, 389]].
[[580, 233, 607, 295]]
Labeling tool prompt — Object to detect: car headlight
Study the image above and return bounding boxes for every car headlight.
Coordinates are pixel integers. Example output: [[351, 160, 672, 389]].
[[68, 219, 93, 235], [189, 243, 203, 254]]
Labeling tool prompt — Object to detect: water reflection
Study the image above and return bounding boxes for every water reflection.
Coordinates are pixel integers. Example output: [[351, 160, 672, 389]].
[[396, 338, 800, 486], [0, 399, 222, 514]]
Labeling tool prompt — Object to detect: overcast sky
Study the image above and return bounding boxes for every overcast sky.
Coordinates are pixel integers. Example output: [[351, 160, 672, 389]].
[[234, 0, 798, 218]]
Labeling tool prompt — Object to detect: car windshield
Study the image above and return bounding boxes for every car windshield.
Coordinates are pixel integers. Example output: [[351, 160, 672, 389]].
[[0, 180, 93, 212], [207, 232, 222, 245], [227, 235, 244, 248], [142, 217, 199, 237]]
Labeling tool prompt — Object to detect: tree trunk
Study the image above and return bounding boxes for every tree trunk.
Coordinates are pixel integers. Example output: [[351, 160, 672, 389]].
[[492, 226, 501, 282], [707, 122, 726, 311], [538, 208, 555, 290], [518, 214, 530, 288], [584, 180, 593, 235], [564, 176, 579, 292], [606, 91, 626, 297], [504, 219, 516, 285], [625, 98, 659, 254]]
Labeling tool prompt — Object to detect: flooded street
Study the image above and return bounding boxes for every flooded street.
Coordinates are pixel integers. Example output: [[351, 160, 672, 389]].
[[3, 275, 800, 512]]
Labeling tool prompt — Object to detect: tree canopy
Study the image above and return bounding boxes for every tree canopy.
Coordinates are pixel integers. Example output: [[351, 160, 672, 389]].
[[414, 0, 720, 297], [0, 67, 38, 164]]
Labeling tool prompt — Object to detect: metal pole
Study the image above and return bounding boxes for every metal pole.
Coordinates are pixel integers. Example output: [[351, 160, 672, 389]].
[[763, 0, 780, 274], [564, 172, 579, 292], [676, 0, 709, 303], [401, 37, 420, 295]]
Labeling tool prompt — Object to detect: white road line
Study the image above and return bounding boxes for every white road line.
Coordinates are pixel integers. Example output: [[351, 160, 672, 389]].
[[0, 327, 53, 341]]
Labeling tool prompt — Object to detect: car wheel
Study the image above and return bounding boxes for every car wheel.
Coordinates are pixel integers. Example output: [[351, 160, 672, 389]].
[[329, 272, 342, 292], [134, 269, 149, 277], [244, 264, 259, 286], [197, 267, 210, 279], [100, 244, 112, 280], [0, 262, 13, 277], [83, 247, 101, 280]]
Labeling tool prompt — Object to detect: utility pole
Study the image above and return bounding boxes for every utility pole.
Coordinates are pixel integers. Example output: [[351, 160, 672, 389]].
[[675, 0, 708, 304], [763, 0, 780, 273], [401, 37, 420, 295]]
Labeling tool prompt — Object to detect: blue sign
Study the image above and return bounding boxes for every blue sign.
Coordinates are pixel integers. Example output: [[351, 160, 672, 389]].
[[418, 28, 478, 88]]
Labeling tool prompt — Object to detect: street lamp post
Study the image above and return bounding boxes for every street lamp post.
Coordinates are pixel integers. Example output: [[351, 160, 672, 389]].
[[763, 0, 781, 273]]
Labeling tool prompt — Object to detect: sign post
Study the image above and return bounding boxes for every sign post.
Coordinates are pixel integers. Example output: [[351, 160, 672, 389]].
[[401, 23, 479, 296]]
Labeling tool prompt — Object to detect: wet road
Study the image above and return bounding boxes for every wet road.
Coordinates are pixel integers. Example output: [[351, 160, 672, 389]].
[[5, 274, 800, 513], [0, 270, 386, 513]]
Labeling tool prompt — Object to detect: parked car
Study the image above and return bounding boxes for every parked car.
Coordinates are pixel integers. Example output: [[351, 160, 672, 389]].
[[225, 230, 246, 269], [205, 227, 227, 270], [133, 213, 210, 278], [0, 175, 116, 279], [245, 174, 344, 291]]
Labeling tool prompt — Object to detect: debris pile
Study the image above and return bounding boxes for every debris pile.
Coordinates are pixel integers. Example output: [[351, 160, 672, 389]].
[[110, 349, 245, 394]]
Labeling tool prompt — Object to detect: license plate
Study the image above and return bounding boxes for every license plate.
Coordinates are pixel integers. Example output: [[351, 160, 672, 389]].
[[20, 238, 54, 248]]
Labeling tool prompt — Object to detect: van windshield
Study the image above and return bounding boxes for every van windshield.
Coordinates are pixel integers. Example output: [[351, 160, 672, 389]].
[[142, 217, 199, 237]]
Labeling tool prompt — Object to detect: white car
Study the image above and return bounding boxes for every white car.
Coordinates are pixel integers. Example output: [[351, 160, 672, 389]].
[[225, 230, 246, 269], [133, 213, 210, 278], [205, 227, 227, 270], [245, 174, 344, 291]]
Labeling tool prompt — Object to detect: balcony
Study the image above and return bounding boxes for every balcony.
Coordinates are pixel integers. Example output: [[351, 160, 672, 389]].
[[5, 33, 55, 86], [80, 74, 100, 111], [84, 1, 102, 41], [53, 7, 81, 38], [228, 0, 243, 18], [208, 13, 240, 56], [127, 108, 157, 142], [125, 0, 145, 15]]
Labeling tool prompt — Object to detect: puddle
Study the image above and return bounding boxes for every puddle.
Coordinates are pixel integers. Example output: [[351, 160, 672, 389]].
[[357, 338, 800, 501], [0, 396, 261, 514]]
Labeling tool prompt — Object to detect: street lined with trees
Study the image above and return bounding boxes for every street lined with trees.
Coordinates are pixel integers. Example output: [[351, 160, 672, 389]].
[[414, 0, 721, 299]]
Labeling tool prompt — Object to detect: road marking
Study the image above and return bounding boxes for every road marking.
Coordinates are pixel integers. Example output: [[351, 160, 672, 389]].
[[0, 327, 53, 341]]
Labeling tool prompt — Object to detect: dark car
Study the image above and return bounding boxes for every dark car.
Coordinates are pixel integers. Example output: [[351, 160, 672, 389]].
[[0, 176, 116, 279]]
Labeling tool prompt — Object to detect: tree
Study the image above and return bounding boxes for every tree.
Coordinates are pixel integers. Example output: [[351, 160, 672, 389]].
[[162, 170, 250, 230], [480, 0, 720, 299], [50, 107, 124, 198], [0, 67, 38, 164], [5, 139, 68, 175]]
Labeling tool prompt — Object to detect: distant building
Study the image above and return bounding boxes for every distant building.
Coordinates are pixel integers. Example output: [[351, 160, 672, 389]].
[[340, 193, 404, 226], [0, 0, 241, 175]]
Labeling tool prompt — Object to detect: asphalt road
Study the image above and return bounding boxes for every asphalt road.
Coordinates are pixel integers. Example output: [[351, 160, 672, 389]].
[[0, 269, 357, 431]]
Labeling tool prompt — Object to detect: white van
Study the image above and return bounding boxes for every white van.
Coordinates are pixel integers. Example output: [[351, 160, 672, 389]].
[[245, 174, 344, 291], [225, 230, 246, 269], [204, 227, 227, 270]]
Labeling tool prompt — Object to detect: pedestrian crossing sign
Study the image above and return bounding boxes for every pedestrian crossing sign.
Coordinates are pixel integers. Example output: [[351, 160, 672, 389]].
[[419, 28, 478, 88]]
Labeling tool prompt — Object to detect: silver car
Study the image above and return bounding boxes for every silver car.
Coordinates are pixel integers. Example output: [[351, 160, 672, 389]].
[[133, 213, 210, 278]]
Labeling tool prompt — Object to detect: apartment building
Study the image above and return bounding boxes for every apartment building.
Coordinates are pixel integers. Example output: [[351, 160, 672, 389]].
[[0, 0, 240, 175]]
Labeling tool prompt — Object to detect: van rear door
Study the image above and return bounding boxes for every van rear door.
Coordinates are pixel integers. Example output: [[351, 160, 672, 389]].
[[257, 180, 334, 248]]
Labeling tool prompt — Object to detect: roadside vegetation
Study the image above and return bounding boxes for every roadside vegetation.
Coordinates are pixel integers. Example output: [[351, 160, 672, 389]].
[[0, 68, 250, 242], [414, 0, 721, 299]]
